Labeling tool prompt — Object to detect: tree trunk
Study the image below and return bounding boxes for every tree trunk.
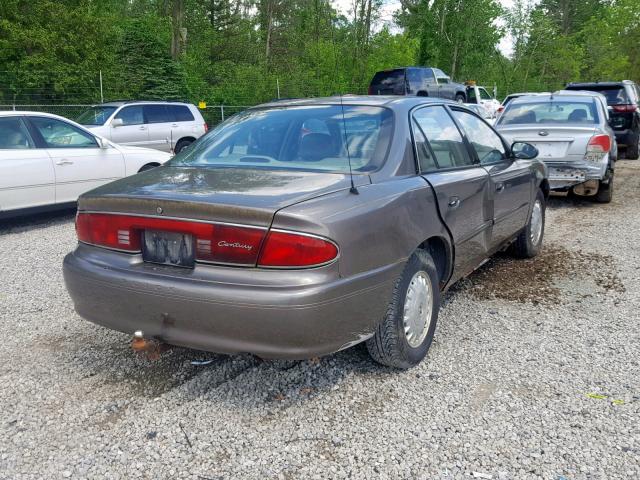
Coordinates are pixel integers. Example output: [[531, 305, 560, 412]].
[[170, 0, 185, 60]]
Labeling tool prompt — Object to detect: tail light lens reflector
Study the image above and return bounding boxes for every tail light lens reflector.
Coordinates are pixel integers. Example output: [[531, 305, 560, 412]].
[[75, 213, 265, 265], [611, 104, 637, 113], [204, 123, 209, 132], [587, 134, 611, 153], [257, 230, 339, 268]]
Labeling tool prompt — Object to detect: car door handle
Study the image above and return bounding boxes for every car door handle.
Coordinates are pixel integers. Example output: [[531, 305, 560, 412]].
[[448, 197, 460, 208], [171, 123, 178, 127], [139, 126, 147, 130], [55, 159, 74, 166], [496, 182, 505, 192]]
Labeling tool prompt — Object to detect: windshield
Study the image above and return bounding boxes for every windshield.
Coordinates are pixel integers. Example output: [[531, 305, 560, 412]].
[[76, 106, 117, 126], [498, 100, 599, 125], [169, 105, 393, 173]]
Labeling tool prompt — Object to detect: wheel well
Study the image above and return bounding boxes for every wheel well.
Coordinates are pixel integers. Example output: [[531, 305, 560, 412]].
[[138, 162, 160, 173], [455, 91, 466, 99], [418, 236, 451, 286], [540, 179, 550, 199], [177, 136, 196, 145], [416, 91, 429, 97]]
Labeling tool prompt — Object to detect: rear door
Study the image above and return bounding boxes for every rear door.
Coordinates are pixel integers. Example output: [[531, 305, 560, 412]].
[[27, 116, 125, 204], [451, 107, 532, 247], [110, 105, 149, 147], [167, 104, 197, 149], [412, 105, 492, 277], [144, 104, 173, 152], [0, 116, 55, 212]]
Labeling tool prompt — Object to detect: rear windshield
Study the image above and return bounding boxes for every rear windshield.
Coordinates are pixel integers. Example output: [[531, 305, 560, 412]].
[[169, 105, 393, 173], [498, 101, 599, 125], [568, 86, 629, 105], [369, 70, 405, 95], [76, 106, 117, 125]]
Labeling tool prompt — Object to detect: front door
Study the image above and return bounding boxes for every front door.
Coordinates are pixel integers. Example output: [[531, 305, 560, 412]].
[[412, 105, 492, 278], [27, 116, 125, 203], [110, 105, 149, 147], [450, 107, 532, 247], [0, 116, 55, 212]]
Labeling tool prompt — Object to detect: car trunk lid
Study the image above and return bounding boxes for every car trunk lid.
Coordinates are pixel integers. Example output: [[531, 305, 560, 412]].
[[498, 125, 597, 162], [78, 166, 370, 227]]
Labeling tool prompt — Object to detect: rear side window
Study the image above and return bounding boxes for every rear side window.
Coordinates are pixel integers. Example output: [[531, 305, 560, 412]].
[[169, 105, 195, 122], [144, 105, 171, 123], [412, 106, 472, 169], [0, 117, 35, 149], [114, 106, 144, 126], [369, 69, 405, 95]]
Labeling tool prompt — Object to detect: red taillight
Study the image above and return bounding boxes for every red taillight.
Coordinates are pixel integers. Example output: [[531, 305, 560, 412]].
[[612, 104, 637, 113], [203, 123, 209, 132], [75, 213, 266, 265], [257, 230, 338, 268], [75, 213, 339, 268], [587, 134, 611, 153], [497, 106, 504, 113]]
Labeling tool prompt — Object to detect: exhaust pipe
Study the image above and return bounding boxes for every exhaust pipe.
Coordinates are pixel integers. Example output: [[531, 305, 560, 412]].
[[131, 330, 168, 360]]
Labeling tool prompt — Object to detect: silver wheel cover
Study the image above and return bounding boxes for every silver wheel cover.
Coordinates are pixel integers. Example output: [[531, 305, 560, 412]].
[[530, 199, 543, 246], [403, 271, 434, 348]]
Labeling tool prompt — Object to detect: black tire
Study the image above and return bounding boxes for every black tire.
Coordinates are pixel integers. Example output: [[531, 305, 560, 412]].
[[174, 139, 193, 154], [138, 163, 158, 173], [595, 170, 614, 203], [513, 189, 545, 258], [626, 137, 639, 160], [455, 93, 466, 103], [366, 250, 441, 369]]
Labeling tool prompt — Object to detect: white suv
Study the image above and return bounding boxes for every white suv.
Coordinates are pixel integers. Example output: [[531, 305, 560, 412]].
[[77, 101, 207, 153]]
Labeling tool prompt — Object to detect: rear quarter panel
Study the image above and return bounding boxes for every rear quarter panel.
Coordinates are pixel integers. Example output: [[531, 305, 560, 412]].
[[271, 176, 452, 279]]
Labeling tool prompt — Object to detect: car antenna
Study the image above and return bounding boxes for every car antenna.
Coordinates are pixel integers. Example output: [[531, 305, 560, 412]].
[[339, 94, 359, 195]]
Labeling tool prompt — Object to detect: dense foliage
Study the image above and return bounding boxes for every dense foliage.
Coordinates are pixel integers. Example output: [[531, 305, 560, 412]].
[[0, 0, 638, 105]]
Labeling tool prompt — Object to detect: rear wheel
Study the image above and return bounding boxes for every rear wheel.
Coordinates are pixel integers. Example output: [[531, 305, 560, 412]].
[[455, 93, 466, 104], [366, 250, 440, 369], [595, 169, 614, 203], [512, 189, 545, 258], [174, 138, 193, 154], [626, 137, 639, 160]]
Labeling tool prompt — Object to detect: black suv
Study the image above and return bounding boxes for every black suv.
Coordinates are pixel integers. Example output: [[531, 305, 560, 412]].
[[369, 67, 467, 103], [566, 80, 640, 159]]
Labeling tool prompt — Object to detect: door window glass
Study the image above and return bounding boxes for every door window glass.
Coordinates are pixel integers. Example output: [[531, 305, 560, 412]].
[[0, 117, 35, 149], [413, 106, 472, 168], [114, 106, 144, 126], [479, 88, 493, 100], [411, 120, 437, 172], [30, 117, 97, 148], [144, 105, 171, 123], [169, 105, 195, 122], [452, 109, 506, 164]]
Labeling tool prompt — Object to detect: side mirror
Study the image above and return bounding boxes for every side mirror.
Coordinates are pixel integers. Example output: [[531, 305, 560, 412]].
[[511, 142, 538, 160], [111, 118, 124, 127], [96, 137, 109, 149]]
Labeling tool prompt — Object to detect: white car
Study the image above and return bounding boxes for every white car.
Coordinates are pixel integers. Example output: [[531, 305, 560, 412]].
[[0, 111, 171, 219], [77, 101, 207, 154]]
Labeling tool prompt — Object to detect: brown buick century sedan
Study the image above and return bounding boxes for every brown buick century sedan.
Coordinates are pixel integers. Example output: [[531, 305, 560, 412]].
[[63, 96, 548, 369]]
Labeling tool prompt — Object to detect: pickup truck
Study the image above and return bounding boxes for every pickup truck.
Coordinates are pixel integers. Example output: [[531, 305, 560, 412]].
[[369, 67, 467, 102]]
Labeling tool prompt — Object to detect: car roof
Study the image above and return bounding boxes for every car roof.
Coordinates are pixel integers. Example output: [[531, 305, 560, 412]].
[[251, 95, 457, 110], [509, 91, 603, 104], [0, 110, 68, 118], [567, 80, 635, 88]]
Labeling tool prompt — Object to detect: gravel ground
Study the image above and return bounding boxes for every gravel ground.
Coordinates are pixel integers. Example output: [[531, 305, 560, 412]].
[[1, 162, 639, 480]]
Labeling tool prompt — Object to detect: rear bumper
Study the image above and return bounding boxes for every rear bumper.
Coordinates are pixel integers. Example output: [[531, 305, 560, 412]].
[[63, 244, 400, 359], [544, 157, 609, 190]]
